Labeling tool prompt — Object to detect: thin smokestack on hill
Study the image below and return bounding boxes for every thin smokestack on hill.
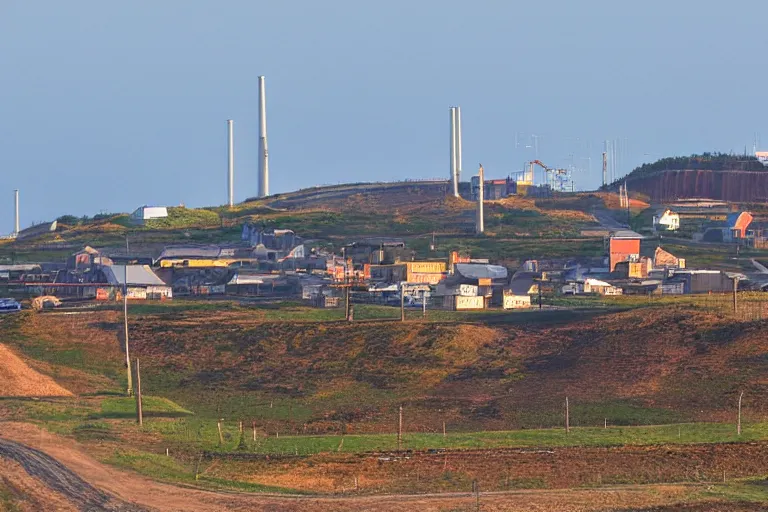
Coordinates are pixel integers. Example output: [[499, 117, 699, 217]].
[[227, 120, 234, 207], [449, 107, 462, 198], [14, 189, 19, 235], [476, 164, 484, 234], [258, 76, 269, 198], [456, 106, 462, 191]]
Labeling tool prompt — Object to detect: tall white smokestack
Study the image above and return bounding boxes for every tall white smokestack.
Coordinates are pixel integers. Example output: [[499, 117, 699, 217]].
[[456, 106, 462, 192], [14, 189, 19, 235], [227, 120, 234, 208], [258, 75, 269, 198], [476, 165, 484, 234], [449, 107, 458, 197]]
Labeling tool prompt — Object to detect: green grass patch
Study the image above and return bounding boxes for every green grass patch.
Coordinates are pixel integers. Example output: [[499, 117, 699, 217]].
[[127, 300, 238, 315], [141, 421, 768, 456], [107, 448, 299, 493], [143, 207, 221, 230], [701, 479, 768, 504], [98, 396, 193, 419], [73, 421, 115, 442]]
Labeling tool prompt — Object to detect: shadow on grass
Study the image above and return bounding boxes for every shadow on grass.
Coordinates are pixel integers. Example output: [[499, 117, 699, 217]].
[[89, 410, 194, 420]]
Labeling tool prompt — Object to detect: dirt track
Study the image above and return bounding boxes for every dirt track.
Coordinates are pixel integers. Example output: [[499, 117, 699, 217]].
[[0, 437, 140, 511], [1, 422, 760, 512]]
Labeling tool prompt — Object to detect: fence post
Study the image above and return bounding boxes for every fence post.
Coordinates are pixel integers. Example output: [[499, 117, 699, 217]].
[[738, 391, 744, 436]]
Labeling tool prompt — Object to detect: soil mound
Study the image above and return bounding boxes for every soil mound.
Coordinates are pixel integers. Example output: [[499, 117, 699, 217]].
[[0, 344, 73, 397]]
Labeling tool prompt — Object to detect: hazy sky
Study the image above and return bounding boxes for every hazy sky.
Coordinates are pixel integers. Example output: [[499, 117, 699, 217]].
[[2, 1, 767, 233]]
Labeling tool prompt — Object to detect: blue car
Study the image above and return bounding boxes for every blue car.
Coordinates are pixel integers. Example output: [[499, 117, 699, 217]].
[[0, 298, 22, 313]]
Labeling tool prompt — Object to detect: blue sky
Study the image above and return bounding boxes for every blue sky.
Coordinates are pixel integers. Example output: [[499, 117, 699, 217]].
[[2, 0, 767, 233]]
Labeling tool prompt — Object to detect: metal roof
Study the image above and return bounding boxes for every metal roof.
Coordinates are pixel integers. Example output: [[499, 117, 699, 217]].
[[455, 263, 508, 280], [104, 265, 167, 286], [0, 264, 42, 272], [506, 277, 535, 296], [158, 245, 221, 260], [611, 229, 644, 239]]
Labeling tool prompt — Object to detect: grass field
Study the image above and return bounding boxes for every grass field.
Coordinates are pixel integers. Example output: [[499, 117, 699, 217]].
[[2, 277, 768, 504], [145, 420, 766, 455]]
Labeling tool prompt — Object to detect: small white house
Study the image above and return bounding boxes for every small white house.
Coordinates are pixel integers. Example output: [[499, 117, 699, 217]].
[[503, 294, 531, 309], [583, 278, 623, 296], [653, 209, 680, 232], [130, 206, 169, 225]]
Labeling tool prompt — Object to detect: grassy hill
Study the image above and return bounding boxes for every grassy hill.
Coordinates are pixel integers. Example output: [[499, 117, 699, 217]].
[[3, 297, 768, 503], [0, 182, 618, 264], [3, 300, 765, 434]]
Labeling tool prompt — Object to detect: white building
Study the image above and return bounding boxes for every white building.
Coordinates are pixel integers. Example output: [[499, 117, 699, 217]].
[[130, 206, 169, 225], [583, 278, 623, 296], [653, 209, 680, 232]]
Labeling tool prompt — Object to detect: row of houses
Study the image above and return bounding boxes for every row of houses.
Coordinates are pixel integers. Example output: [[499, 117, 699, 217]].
[[5, 214, 766, 306]]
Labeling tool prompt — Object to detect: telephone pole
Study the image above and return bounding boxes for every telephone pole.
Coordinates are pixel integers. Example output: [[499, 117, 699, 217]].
[[135, 358, 143, 426], [400, 282, 406, 322], [123, 269, 133, 396]]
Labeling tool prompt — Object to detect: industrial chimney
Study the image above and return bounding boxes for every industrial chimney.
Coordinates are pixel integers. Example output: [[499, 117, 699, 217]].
[[456, 107, 463, 192], [476, 164, 484, 234], [449, 106, 463, 198], [227, 120, 234, 208], [449, 107, 458, 197], [258, 76, 269, 198], [14, 189, 19, 235]]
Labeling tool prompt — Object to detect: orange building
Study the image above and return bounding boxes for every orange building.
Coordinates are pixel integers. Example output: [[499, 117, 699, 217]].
[[609, 231, 642, 271]]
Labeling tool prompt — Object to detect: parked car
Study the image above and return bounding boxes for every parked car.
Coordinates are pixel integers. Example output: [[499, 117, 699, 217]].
[[0, 298, 22, 313]]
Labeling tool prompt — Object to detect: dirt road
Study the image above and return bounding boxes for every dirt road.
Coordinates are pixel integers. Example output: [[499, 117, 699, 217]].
[[0, 422, 754, 512], [0, 437, 141, 511]]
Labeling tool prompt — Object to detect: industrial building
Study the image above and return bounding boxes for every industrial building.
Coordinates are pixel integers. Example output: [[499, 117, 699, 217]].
[[608, 230, 643, 271], [130, 206, 168, 225]]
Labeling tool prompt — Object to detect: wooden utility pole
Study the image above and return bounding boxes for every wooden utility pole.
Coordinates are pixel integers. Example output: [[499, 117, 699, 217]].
[[397, 405, 403, 450], [537, 278, 543, 309], [345, 285, 351, 321], [217, 419, 224, 446], [565, 397, 570, 434], [123, 272, 133, 396], [400, 283, 406, 322], [135, 358, 143, 426], [738, 391, 744, 436]]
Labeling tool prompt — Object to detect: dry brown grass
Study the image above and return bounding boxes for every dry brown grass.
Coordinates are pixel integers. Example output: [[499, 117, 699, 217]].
[[0, 344, 72, 397]]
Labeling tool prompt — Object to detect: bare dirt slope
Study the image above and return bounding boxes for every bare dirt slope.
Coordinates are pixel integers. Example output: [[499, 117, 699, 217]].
[[0, 344, 72, 397], [0, 422, 736, 512]]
